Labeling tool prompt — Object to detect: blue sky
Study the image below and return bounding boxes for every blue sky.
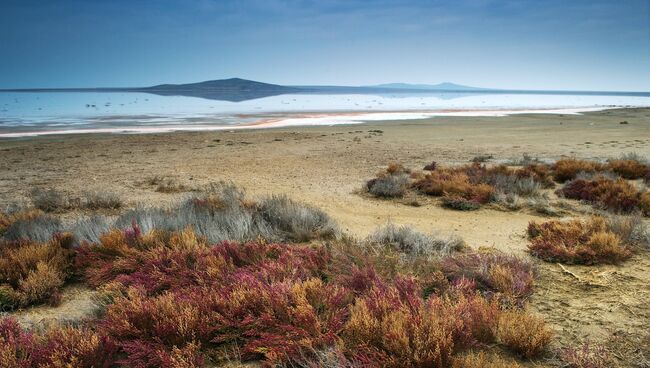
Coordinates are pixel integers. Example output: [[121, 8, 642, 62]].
[[1, 0, 649, 90]]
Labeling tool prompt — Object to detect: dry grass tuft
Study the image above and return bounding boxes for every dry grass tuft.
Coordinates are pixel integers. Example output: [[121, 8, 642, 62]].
[[560, 342, 611, 368], [81, 191, 123, 210], [0, 234, 74, 310], [527, 216, 635, 264], [452, 351, 521, 368], [496, 310, 553, 358], [558, 175, 648, 214], [552, 158, 604, 183]]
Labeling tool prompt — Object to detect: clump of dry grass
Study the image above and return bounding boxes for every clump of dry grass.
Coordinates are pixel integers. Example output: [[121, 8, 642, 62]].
[[366, 222, 465, 258], [552, 158, 605, 183], [558, 175, 649, 215], [527, 216, 638, 264], [452, 351, 521, 368], [560, 342, 611, 368], [147, 176, 188, 193], [28, 188, 123, 212], [29, 188, 74, 212], [0, 233, 74, 310], [365, 163, 411, 198], [607, 159, 649, 180], [412, 167, 495, 204], [495, 310, 553, 358], [81, 191, 123, 210]]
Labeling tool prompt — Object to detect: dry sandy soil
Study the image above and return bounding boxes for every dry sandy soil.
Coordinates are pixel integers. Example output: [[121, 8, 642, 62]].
[[1, 107, 649, 366]]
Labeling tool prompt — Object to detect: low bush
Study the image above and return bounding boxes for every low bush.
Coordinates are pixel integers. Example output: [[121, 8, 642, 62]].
[[0, 234, 74, 310], [115, 182, 340, 243], [29, 188, 74, 212], [607, 159, 648, 180], [412, 168, 494, 204], [0, 317, 117, 367], [72, 229, 551, 366], [552, 158, 604, 183], [560, 342, 611, 368], [147, 176, 188, 193], [439, 252, 536, 305], [413, 163, 548, 210], [516, 164, 555, 188], [442, 196, 481, 211], [366, 164, 411, 198], [366, 223, 464, 258], [2, 212, 63, 243], [495, 309, 553, 358], [558, 175, 648, 214], [81, 191, 123, 210], [0, 209, 44, 237], [527, 216, 635, 264], [452, 351, 521, 368]]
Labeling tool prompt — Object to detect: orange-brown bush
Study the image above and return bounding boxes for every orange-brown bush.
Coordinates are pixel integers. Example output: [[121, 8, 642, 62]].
[[606, 159, 649, 180], [527, 217, 633, 264], [0, 234, 74, 310], [558, 175, 647, 214], [516, 164, 555, 188], [496, 310, 553, 358], [552, 158, 604, 182], [412, 168, 494, 204], [452, 351, 522, 368]]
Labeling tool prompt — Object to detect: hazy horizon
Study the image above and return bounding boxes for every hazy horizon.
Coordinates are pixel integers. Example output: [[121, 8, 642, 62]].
[[2, 0, 649, 92]]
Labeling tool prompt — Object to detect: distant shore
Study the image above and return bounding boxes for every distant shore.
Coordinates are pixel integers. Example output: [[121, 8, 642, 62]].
[[0, 106, 624, 138]]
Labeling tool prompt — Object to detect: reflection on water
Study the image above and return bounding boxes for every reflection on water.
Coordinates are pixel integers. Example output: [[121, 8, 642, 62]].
[[1, 90, 649, 136]]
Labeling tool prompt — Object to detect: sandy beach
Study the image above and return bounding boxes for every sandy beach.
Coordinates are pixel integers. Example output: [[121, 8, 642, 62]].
[[1, 107, 649, 365]]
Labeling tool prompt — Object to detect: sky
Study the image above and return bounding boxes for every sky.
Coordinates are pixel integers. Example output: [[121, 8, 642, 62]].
[[1, 0, 649, 91]]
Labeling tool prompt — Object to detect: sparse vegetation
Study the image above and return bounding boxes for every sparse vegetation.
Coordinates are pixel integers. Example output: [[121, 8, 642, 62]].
[[0, 184, 554, 367]]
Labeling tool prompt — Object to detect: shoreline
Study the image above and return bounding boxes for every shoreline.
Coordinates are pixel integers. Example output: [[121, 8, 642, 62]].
[[0, 106, 623, 138]]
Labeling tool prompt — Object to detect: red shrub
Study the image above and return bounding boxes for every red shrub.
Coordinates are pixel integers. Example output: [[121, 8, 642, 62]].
[[439, 252, 536, 305], [4, 227, 547, 367], [0, 317, 116, 368], [558, 176, 644, 214], [560, 343, 611, 368]]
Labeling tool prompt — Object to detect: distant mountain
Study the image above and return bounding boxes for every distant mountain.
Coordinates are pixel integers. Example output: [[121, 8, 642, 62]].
[[4, 78, 648, 103], [141, 78, 301, 102], [370, 82, 487, 91]]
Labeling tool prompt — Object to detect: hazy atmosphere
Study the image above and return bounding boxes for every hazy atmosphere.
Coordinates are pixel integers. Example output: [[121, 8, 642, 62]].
[[2, 0, 649, 90]]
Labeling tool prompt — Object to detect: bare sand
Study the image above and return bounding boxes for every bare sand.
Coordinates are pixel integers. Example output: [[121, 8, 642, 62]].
[[1, 107, 649, 365]]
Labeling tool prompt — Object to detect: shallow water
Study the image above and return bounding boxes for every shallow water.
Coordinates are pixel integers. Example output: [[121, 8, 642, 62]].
[[1, 91, 649, 137]]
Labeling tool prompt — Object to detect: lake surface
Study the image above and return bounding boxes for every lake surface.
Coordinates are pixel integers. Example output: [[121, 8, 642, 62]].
[[1, 91, 649, 137]]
